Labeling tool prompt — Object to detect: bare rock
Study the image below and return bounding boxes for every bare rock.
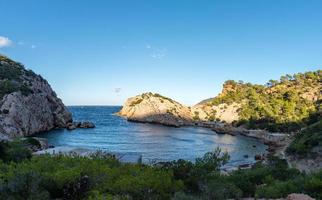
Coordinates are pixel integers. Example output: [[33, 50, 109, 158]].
[[287, 193, 315, 200], [66, 121, 95, 131], [66, 122, 77, 130], [117, 92, 192, 127], [80, 121, 95, 128]]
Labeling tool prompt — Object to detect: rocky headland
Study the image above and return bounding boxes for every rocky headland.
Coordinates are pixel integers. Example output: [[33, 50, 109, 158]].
[[117, 92, 193, 127], [0, 55, 73, 140]]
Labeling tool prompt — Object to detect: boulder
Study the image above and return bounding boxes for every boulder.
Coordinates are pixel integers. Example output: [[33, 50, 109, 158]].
[[287, 193, 315, 200], [80, 121, 95, 128]]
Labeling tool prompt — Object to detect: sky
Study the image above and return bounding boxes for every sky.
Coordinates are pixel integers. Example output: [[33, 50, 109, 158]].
[[0, 0, 321, 106]]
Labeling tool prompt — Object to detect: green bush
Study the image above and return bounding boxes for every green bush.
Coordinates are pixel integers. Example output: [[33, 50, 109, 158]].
[[0, 55, 37, 99], [0, 140, 32, 163], [0, 141, 321, 200], [203, 178, 242, 200], [287, 119, 322, 156], [0, 154, 182, 199]]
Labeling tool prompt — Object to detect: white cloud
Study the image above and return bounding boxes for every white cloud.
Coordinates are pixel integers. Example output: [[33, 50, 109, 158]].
[[0, 36, 12, 48], [146, 44, 151, 49], [31, 44, 37, 49]]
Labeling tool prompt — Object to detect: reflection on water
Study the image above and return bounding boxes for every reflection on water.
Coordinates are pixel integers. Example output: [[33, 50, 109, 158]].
[[37, 106, 267, 165]]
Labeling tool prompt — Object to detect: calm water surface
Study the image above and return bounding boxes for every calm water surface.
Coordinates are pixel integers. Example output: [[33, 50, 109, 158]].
[[38, 106, 267, 166]]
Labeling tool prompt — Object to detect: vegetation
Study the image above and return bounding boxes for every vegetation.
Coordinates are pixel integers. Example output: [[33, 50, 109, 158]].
[[287, 119, 322, 157], [130, 98, 143, 106], [212, 70, 322, 132], [130, 93, 177, 107], [0, 55, 38, 99], [193, 111, 200, 121], [0, 142, 321, 200]]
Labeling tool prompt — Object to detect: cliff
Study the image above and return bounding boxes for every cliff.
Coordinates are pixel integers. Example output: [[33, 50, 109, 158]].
[[0, 55, 72, 139]]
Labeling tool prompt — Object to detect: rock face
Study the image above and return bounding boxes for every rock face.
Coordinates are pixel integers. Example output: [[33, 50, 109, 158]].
[[192, 102, 240, 123], [0, 55, 72, 139], [117, 92, 192, 127]]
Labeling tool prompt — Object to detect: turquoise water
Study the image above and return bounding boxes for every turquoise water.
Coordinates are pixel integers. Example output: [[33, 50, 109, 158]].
[[38, 106, 267, 165]]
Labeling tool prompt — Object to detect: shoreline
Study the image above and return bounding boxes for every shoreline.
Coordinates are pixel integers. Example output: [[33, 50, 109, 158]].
[[121, 118, 291, 157]]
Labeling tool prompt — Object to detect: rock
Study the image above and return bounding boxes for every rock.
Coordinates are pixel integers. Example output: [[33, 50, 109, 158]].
[[80, 121, 95, 128], [66, 122, 77, 130], [287, 193, 315, 200], [117, 92, 193, 127], [75, 122, 82, 128], [255, 154, 263, 161], [66, 121, 95, 130], [20, 137, 49, 151], [238, 163, 251, 169], [244, 155, 249, 158], [32, 137, 49, 150], [192, 102, 241, 123], [0, 56, 72, 139]]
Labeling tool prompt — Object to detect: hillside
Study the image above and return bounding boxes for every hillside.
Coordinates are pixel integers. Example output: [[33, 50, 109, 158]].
[[0, 55, 72, 139], [286, 119, 322, 172], [196, 71, 322, 132]]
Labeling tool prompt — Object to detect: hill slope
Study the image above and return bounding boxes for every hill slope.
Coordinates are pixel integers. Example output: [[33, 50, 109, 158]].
[[195, 71, 321, 132]]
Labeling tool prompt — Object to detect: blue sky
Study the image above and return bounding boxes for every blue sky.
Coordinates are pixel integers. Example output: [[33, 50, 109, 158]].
[[0, 0, 321, 105]]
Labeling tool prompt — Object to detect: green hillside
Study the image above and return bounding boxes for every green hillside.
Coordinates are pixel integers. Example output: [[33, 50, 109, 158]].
[[211, 70, 322, 132]]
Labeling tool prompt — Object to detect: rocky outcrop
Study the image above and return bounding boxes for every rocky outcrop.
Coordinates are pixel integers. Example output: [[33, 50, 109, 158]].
[[286, 193, 315, 200], [117, 92, 192, 127], [66, 121, 95, 130], [192, 102, 240, 123], [0, 55, 72, 139]]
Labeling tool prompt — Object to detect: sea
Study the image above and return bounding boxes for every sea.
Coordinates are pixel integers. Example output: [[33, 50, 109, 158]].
[[37, 106, 267, 166]]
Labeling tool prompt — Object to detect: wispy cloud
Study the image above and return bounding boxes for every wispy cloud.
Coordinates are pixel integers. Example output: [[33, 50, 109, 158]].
[[31, 44, 37, 49], [0, 36, 12, 48], [146, 44, 167, 59], [114, 88, 122, 97], [114, 88, 121, 93]]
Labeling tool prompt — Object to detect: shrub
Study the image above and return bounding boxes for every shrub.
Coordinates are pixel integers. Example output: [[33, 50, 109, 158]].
[[0, 140, 32, 163]]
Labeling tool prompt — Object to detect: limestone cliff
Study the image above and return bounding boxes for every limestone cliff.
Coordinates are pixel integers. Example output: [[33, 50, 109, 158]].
[[117, 92, 192, 127], [0, 55, 72, 139]]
